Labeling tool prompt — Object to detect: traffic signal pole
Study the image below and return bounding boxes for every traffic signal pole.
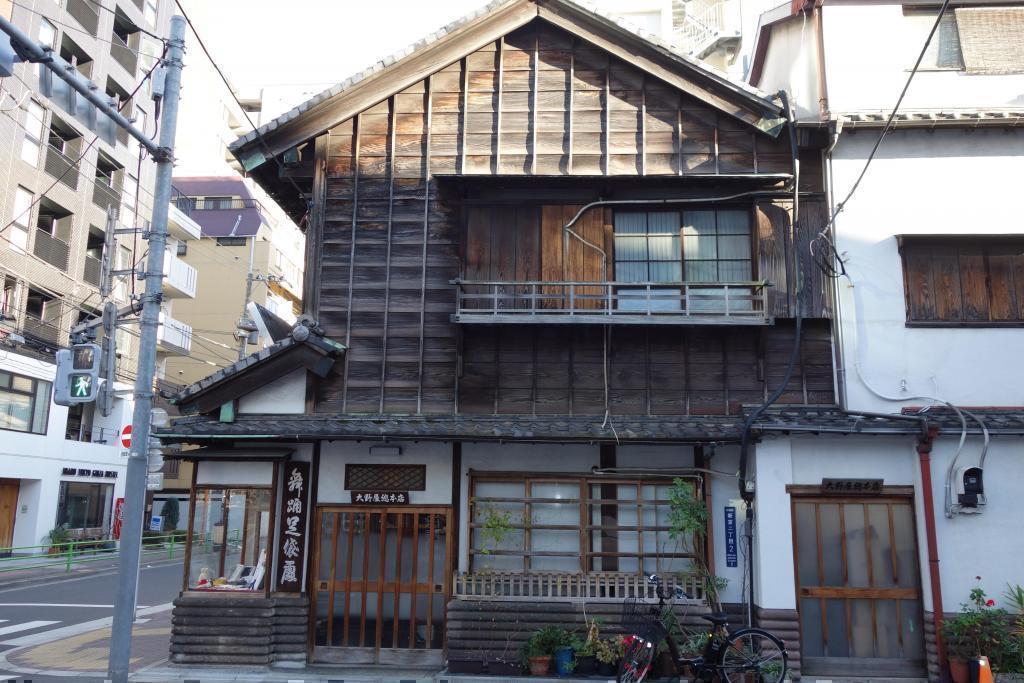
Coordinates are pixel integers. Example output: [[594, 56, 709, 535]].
[[107, 15, 186, 683]]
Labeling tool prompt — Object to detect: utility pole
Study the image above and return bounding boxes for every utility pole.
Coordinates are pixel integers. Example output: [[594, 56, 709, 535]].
[[236, 236, 286, 360], [107, 15, 186, 683]]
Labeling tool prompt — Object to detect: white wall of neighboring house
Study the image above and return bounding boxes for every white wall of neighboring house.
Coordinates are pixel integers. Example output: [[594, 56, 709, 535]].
[[1, 351, 133, 551]]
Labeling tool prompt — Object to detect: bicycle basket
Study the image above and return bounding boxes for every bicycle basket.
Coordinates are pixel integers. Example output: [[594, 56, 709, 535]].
[[621, 597, 669, 644]]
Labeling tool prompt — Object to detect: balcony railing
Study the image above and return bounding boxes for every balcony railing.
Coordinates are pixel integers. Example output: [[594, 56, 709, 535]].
[[83, 254, 102, 287], [163, 249, 197, 298], [33, 230, 70, 271], [451, 279, 772, 325], [93, 180, 120, 210], [191, 197, 265, 211], [22, 314, 63, 346], [66, 0, 100, 35], [157, 312, 192, 354], [110, 33, 138, 75], [44, 147, 79, 190]]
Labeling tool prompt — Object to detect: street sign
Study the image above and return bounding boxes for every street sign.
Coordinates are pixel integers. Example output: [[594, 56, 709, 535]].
[[149, 515, 163, 532], [146, 472, 163, 491], [121, 425, 132, 449]]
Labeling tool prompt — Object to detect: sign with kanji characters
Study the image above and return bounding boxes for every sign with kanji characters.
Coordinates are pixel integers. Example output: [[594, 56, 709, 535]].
[[351, 490, 410, 505], [276, 462, 310, 593], [821, 478, 884, 494], [724, 506, 738, 568]]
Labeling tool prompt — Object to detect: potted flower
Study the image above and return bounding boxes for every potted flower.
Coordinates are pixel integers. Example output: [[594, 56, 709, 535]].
[[942, 578, 1010, 683], [522, 626, 569, 676], [594, 637, 619, 676], [44, 524, 70, 555]]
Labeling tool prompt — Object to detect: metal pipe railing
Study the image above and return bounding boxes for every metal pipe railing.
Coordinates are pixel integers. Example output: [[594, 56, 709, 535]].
[[0, 532, 204, 574]]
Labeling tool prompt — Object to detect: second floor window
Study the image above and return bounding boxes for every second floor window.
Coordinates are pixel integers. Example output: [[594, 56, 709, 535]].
[[10, 187, 33, 252], [21, 101, 45, 166], [0, 370, 52, 435]]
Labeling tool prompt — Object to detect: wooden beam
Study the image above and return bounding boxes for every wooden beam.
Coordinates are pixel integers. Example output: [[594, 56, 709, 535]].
[[417, 75, 433, 414], [603, 60, 611, 176], [495, 37, 504, 172], [568, 40, 574, 175], [640, 74, 647, 176], [460, 56, 469, 175], [341, 113, 361, 412], [304, 134, 329, 316], [676, 101, 683, 177], [530, 30, 539, 175], [379, 96, 398, 413]]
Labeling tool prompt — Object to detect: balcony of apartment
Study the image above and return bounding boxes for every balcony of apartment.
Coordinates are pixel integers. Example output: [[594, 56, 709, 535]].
[[163, 248, 197, 298], [83, 227, 105, 289], [21, 313, 63, 347], [93, 154, 123, 211], [157, 312, 192, 355], [33, 200, 73, 272], [110, 11, 140, 76], [451, 280, 772, 325], [44, 119, 83, 191], [168, 191, 202, 241], [191, 197, 266, 212], [673, 0, 741, 60], [66, 0, 100, 36]]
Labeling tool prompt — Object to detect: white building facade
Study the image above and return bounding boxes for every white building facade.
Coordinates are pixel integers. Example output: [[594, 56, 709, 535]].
[[752, 3, 1024, 680]]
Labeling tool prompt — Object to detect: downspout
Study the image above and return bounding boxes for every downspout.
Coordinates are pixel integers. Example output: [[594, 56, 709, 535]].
[[917, 426, 947, 677]]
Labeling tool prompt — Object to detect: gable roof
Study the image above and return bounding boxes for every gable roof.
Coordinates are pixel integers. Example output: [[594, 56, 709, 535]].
[[171, 324, 346, 415], [231, 0, 786, 170]]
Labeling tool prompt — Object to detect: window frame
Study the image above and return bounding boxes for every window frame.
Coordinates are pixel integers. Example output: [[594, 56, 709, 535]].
[[21, 100, 46, 166], [10, 186, 34, 252], [0, 369, 52, 435]]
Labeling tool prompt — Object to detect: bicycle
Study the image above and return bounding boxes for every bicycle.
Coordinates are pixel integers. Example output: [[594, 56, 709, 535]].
[[617, 574, 788, 683]]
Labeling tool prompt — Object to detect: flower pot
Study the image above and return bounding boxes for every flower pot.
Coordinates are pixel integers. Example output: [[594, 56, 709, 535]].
[[555, 646, 575, 677], [652, 650, 676, 678], [529, 655, 553, 676], [597, 661, 616, 677], [949, 658, 970, 683], [576, 654, 597, 675]]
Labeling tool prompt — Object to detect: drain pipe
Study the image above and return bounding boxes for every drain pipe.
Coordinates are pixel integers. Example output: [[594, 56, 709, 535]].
[[917, 426, 947, 678]]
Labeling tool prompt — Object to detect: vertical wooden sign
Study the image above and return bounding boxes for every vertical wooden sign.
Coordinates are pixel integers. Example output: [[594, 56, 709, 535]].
[[276, 461, 310, 592]]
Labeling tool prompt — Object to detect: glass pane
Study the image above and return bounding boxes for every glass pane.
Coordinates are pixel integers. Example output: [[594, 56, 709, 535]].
[[188, 489, 224, 588], [532, 481, 579, 500], [614, 235, 648, 260], [648, 263, 681, 283], [531, 502, 577, 526], [684, 261, 717, 282], [716, 209, 750, 234], [876, 599, 899, 658], [647, 235, 679, 260], [718, 234, 751, 260], [223, 490, 247, 579], [614, 212, 647, 233], [683, 234, 717, 259], [825, 598, 850, 657], [800, 598, 824, 657], [820, 504, 843, 586], [718, 260, 752, 282], [892, 504, 919, 588], [682, 210, 716, 237], [850, 598, 874, 657], [868, 504, 896, 588], [844, 504, 869, 587], [901, 599, 926, 659], [0, 392, 33, 432], [32, 380, 50, 433], [795, 503, 819, 586], [314, 589, 329, 646], [646, 211, 679, 233], [616, 262, 647, 283]]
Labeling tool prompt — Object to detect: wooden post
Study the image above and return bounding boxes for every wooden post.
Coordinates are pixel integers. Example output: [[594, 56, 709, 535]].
[[416, 75, 433, 414], [342, 114, 361, 412], [379, 96, 398, 413]]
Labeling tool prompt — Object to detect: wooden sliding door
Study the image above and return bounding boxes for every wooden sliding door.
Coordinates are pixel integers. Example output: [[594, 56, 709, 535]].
[[310, 506, 452, 665]]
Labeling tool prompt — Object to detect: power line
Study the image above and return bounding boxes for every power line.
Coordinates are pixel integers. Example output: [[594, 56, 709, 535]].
[[81, 0, 166, 43], [9, 1, 165, 58], [174, 0, 309, 220], [811, 0, 952, 280]]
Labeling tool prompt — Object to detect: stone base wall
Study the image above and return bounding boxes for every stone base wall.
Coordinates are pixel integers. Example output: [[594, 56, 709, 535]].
[[170, 593, 309, 666], [755, 606, 801, 681]]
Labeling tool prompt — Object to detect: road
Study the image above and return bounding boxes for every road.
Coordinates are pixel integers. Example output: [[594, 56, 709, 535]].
[[0, 556, 183, 682]]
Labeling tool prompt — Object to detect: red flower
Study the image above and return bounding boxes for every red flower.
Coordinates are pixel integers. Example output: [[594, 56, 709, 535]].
[[986, 599, 996, 607], [976, 576, 983, 581]]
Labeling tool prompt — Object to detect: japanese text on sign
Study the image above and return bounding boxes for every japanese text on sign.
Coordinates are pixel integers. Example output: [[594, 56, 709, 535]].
[[821, 478, 883, 493], [352, 491, 409, 505], [724, 506, 738, 568], [276, 462, 309, 592]]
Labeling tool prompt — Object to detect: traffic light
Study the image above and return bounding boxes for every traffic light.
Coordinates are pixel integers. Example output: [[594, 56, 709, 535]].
[[54, 343, 102, 405]]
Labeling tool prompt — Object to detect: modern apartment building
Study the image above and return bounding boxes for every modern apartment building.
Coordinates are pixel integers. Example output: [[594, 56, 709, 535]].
[[0, 0, 201, 552]]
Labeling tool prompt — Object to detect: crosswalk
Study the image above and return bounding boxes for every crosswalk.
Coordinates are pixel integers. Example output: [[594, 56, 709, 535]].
[[0, 619, 61, 642]]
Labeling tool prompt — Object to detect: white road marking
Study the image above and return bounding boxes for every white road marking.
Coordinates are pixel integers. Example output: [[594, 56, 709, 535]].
[[0, 620, 59, 636], [0, 602, 171, 647], [0, 603, 150, 609]]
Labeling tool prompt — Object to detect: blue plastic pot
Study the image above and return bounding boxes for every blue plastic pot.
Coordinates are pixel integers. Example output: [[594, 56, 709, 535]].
[[554, 646, 574, 677]]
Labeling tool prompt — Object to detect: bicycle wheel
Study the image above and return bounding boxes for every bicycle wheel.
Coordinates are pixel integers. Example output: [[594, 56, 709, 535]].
[[617, 637, 656, 683], [718, 628, 787, 683]]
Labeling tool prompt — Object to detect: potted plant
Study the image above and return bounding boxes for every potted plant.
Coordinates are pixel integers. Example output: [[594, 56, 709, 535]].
[[522, 625, 569, 676], [667, 479, 728, 611], [594, 637, 619, 677], [943, 578, 1011, 683], [998, 584, 1024, 683], [44, 524, 70, 555], [572, 618, 602, 675]]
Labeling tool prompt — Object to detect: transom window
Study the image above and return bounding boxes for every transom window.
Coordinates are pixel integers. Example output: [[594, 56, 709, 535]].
[[470, 473, 699, 575]]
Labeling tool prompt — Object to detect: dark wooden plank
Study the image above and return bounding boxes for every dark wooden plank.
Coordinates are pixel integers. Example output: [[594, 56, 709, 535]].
[[958, 249, 990, 321]]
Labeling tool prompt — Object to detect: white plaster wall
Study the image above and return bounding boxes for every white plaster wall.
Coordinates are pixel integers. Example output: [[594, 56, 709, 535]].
[[789, 436, 917, 486], [831, 130, 1024, 410], [821, 4, 1024, 114], [196, 461, 274, 486], [317, 441, 454, 506], [237, 368, 306, 414], [0, 352, 130, 551], [750, 437, 796, 610], [754, 17, 821, 119]]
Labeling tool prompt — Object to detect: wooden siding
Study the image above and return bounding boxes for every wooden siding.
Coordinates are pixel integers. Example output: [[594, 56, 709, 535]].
[[312, 17, 829, 416]]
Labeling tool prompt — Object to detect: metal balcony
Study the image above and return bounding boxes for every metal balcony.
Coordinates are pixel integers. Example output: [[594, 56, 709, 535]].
[[110, 33, 138, 75], [163, 249, 198, 298], [451, 280, 772, 325], [92, 180, 120, 210], [22, 314, 63, 346], [66, 0, 100, 35], [83, 254, 102, 287], [33, 230, 70, 271], [157, 312, 192, 355], [44, 148, 79, 190]]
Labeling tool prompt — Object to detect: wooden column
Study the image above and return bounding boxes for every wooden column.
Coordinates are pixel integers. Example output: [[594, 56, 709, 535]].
[[379, 96, 398, 412], [341, 114, 361, 412], [599, 444, 617, 572], [495, 38, 504, 172], [416, 75, 433, 414]]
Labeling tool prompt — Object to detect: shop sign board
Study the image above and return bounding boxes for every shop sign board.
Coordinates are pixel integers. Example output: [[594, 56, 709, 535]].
[[352, 490, 409, 505], [724, 506, 738, 568], [150, 515, 164, 532], [821, 478, 884, 494], [277, 462, 310, 593], [112, 498, 125, 539]]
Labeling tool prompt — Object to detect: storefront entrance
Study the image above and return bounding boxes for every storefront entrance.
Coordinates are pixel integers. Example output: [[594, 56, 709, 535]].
[[310, 506, 452, 665], [0, 479, 19, 553], [792, 493, 926, 677]]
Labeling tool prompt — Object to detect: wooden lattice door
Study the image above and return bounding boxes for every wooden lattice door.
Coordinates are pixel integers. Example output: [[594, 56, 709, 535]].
[[310, 506, 452, 666]]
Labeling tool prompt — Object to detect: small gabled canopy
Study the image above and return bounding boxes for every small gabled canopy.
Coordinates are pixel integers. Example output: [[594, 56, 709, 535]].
[[170, 321, 346, 416], [230, 0, 786, 171]]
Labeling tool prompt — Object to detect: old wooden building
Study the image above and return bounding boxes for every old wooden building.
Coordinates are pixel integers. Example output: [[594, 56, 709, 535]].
[[162, 0, 835, 673]]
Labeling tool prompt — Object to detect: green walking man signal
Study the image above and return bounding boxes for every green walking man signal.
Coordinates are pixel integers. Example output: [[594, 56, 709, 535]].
[[55, 343, 102, 405]]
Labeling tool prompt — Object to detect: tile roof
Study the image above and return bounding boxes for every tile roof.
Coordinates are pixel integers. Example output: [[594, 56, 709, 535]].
[[229, 0, 780, 156], [839, 109, 1024, 129], [157, 406, 1024, 443]]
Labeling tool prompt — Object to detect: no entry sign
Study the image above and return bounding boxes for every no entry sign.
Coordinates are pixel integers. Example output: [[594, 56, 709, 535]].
[[120, 424, 132, 448]]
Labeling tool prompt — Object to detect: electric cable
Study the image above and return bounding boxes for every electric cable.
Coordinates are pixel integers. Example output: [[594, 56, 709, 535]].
[[81, 0, 167, 43], [8, 1, 165, 58]]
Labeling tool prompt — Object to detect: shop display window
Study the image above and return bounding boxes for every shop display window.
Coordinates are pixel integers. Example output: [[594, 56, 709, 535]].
[[185, 487, 271, 592]]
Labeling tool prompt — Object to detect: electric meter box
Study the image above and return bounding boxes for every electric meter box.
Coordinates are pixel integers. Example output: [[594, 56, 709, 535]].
[[955, 466, 985, 508]]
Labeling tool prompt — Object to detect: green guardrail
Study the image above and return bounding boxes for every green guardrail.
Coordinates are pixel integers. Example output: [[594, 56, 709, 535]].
[[0, 529, 240, 574]]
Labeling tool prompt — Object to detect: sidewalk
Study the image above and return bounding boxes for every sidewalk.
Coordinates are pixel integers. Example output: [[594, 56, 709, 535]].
[[0, 605, 173, 680], [0, 547, 185, 592]]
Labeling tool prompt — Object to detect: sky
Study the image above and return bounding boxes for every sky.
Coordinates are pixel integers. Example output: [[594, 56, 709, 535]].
[[177, 0, 488, 121]]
